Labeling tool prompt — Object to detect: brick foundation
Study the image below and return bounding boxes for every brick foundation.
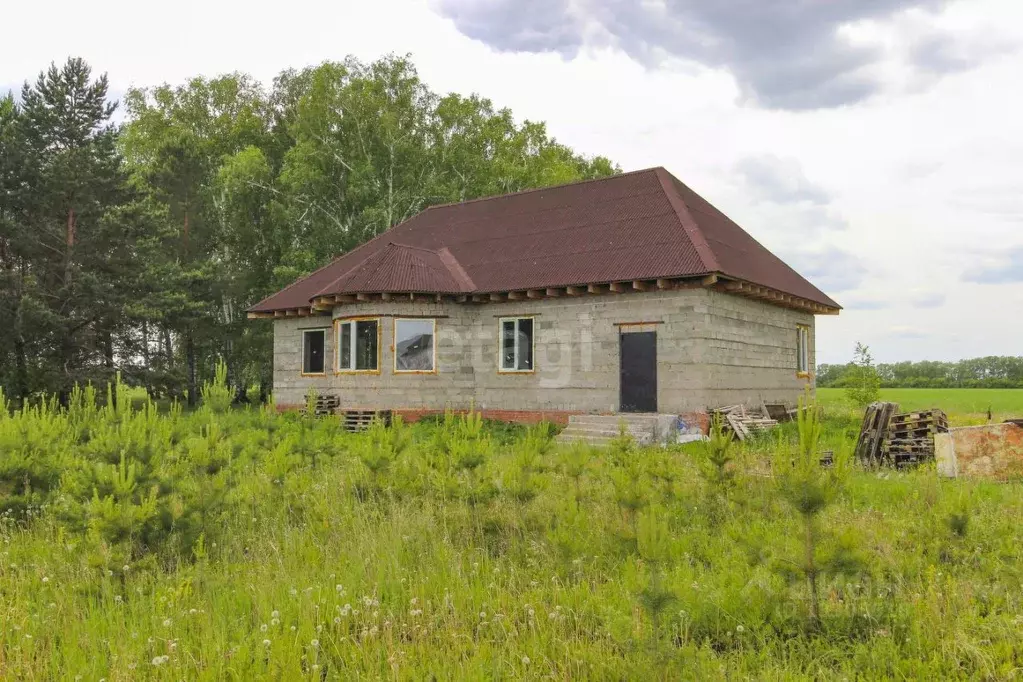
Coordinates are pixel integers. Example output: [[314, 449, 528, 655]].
[[276, 404, 582, 427], [276, 405, 712, 433]]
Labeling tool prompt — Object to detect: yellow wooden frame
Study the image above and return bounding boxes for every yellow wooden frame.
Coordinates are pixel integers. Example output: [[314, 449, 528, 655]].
[[796, 324, 811, 378], [334, 316, 382, 375], [497, 316, 536, 374], [392, 318, 438, 374], [300, 327, 329, 377]]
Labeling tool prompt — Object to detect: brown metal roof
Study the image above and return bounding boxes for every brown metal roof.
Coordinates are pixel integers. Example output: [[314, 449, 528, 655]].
[[249, 167, 840, 312]]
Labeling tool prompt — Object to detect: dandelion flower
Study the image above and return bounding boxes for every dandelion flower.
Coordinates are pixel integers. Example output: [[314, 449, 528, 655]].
[[290, 625, 297, 632], [311, 639, 319, 648], [522, 656, 530, 665], [271, 618, 279, 626], [271, 610, 280, 619], [263, 639, 271, 647], [479, 612, 486, 619], [42, 576, 49, 583], [736, 625, 744, 633], [163, 618, 172, 627]]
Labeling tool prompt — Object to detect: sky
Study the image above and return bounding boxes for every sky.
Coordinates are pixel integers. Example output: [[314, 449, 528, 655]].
[[3, 0, 1022, 364]]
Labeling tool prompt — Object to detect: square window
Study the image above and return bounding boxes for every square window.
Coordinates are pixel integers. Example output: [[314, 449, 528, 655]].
[[302, 329, 326, 375], [499, 317, 534, 372], [395, 319, 436, 372]]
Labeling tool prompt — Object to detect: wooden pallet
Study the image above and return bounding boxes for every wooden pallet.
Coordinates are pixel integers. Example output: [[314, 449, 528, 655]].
[[819, 450, 835, 467], [711, 405, 778, 441], [855, 402, 900, 464], [889, 424, 945, 438], [342, 409, 393, 432], [312, 395, 340, 417], [890, 410, 948, 424], [878, 409, 949, 462]]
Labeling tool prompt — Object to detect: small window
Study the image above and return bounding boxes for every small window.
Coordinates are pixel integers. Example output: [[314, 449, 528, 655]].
[[336, 318, 379, 372], [797, 325, 810, 375], [394, 319, 436, 372], [302, 329, 327, 375], [499, 317, 534, 372]]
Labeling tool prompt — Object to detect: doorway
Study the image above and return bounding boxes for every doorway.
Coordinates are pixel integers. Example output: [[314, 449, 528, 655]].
[[619, 330, 657, 413]]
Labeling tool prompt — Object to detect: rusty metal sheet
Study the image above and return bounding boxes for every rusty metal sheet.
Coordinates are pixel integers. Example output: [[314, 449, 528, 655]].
[[935, 423, 1023, 480]]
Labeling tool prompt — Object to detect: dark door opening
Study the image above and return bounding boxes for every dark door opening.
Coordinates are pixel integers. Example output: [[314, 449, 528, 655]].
[[619, 331, 657, 413]]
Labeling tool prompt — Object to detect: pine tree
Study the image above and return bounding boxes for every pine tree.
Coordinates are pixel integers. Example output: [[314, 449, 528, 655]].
[[16, 58, 140, 399]]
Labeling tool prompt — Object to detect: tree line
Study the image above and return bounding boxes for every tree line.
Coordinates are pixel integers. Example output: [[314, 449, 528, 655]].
[[818, 356, 1023, 389], [0, 56, 617, 406]]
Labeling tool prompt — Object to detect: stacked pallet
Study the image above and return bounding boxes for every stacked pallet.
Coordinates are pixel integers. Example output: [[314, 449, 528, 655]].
[[342, 409, 393, 433], [312, 394, 340, 417], [854, 402, 900, 464], [712, 405, 779, 441], [883, 409, 949, 466]]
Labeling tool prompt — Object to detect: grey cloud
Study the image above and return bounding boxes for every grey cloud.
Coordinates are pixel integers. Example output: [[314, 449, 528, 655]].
[[910, 292, 946, 308], [434, 0, 965, 109], [963, 246, 1023, 284], [841, 298, 890, 311], [438, 0, 584, 55], [910, 29, 1019, 78], [735, 155, 831, 205], [783, 246, 869, 293]]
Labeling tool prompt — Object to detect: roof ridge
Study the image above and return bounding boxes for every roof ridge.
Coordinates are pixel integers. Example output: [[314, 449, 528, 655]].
[[654, 167, 721, 273], [422, 167, 662, 212], [313, 242, 393, 298], [437, 247, 475, 291], [386, 241, 440, 254]]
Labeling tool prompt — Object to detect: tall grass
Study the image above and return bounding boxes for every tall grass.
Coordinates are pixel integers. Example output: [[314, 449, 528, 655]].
[[2, 385, 1023, 679]]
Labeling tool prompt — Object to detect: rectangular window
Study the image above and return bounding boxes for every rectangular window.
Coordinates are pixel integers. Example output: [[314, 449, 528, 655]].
[[336, 318, 379, 372], [394, 318, 436, 372], [499, 317, 534, 372], [797, 325, 810, 376], [302, 329, 327, 375]]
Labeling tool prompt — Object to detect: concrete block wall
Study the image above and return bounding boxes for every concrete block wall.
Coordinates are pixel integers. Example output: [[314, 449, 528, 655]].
[[272, 288, 817, 414], [273, 300, 477, 410]]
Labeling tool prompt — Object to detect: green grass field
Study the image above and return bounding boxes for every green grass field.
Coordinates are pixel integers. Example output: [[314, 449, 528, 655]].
[[4, 381, 1023, 679], [819, 387, 1023, 425]]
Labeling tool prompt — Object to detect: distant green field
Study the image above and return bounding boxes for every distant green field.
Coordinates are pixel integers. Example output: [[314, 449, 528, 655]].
[[818, 387, 1023, 425]]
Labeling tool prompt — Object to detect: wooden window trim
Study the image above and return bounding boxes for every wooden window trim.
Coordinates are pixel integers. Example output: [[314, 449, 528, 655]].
[[393, 318, 438, 375], [497, 316, 536, 374], [301, 328, 328, 377], [334, 317, 382, 375]]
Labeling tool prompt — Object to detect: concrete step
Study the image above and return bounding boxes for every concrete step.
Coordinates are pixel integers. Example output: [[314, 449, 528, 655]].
[[556, 432, 620, 446], [568, 413, 666, 426], [557, 428, 652, 445], [556, 412, 678, 446]]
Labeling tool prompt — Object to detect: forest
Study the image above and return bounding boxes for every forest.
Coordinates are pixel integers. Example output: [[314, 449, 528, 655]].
[[0, 56, 616, 406], [817, 356, 1023, 389]]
